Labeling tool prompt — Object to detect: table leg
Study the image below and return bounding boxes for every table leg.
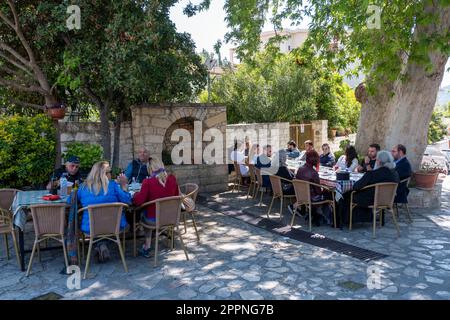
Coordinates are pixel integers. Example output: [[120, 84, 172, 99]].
[[18, 227, 25, 271]]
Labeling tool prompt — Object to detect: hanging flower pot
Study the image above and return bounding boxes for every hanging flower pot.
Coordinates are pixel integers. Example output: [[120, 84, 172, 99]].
[[355, 83, 368, 103], [46, 103, 66, 120]]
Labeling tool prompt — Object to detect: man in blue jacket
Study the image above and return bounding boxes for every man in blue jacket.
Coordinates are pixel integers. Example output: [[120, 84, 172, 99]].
[[125, 147, 150, 183], [391, 144, 412, 203]]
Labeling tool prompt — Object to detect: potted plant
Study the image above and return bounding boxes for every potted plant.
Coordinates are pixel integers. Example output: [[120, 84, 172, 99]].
[[46, 103, 66, 120], [414, 159, 444, 190]]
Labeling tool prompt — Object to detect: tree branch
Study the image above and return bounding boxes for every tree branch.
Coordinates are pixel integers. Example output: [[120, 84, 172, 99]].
[[0, 64, 36, 84], [0, 43, 31, 67], [6, 0, 19, 28], [0, 76, 47, 95], [0, 8, 15, 30], [8, 97, 45, 110], [0, 51, 33, 75]]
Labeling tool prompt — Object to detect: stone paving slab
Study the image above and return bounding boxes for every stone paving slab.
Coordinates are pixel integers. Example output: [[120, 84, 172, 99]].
[[0, 176, 449, 300]]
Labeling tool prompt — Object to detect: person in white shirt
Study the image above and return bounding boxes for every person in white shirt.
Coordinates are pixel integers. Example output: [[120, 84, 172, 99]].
[[248, 143, 261, 165], [230, 141, 249, 176], [334, 145, 359, 172]]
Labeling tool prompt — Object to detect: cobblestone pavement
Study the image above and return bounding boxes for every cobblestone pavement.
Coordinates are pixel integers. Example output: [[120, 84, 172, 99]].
[[0, 176, 449, 300]]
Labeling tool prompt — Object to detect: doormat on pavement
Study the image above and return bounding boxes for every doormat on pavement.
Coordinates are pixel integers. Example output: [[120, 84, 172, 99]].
[[198, 195, 388, 262], [31, 292, 63, 300]]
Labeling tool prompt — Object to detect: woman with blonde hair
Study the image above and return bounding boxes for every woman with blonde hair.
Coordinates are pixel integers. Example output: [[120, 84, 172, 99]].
[[69, 161, 131, 262], [133, 157, 179, 257]]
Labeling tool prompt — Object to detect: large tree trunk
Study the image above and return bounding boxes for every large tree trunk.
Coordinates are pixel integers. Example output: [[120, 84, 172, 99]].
[[99, 101, 111, 162], [356, 3, 450, 171], [43, 95, 62, 169], [112, 108, 124, 169]]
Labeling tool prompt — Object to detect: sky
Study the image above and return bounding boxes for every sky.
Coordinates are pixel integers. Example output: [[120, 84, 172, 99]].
[[170, 0, 450, 89]]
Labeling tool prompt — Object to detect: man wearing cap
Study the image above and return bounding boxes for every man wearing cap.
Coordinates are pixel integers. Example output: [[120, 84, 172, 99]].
[[125, 147, 150, 183], [46, 155, 82, 190]]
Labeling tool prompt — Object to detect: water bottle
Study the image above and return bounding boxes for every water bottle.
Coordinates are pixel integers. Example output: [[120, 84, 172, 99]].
[[60, 173, 68, 197]]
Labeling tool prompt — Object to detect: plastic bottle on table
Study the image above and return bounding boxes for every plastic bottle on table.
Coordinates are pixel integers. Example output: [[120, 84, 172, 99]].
[[60, 173, 68, 197]]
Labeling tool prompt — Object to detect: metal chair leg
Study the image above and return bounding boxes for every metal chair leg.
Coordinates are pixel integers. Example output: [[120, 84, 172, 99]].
[[61, 236, 69, 272], [83, 240, 94, 279], [154, 229, 159, 267], [191, 213, 200, 242], [11, 229, 21, 269], [280, 197, 284, 220], [177, 226, 189, 261], [390, 208, 400, 237], [116, 235, 128, 273], [4, 234, 9, 260], [26, 240, 38, 276], [308, 204, 312, 232], [267, 196, 275, 218], [372, 208, 377, 238]]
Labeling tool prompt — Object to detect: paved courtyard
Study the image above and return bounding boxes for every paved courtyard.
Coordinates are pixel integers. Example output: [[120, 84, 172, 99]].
[[1, 176, 449, 300]]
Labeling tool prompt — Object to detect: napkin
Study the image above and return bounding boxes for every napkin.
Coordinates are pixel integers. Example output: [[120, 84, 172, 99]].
[[42, 194, 61, 201]]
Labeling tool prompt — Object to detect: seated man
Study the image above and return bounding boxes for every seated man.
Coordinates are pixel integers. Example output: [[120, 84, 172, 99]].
[[46, 155, 81, 190], [357, 143, 380, 173], [125, 147, 150, 183], [319, 143, 335, 167], [299, 140, 314, 161], [338, 150, 399, 226], [286, 140, 300, 159], [230, 140, 249, 177], [255, 145, 272, 188], [391, 144, 412, 203]]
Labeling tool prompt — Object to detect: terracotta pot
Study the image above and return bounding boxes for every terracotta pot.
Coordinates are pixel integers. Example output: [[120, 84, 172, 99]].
[[47, 107, 65, 120], [414, 172, 439, 190]]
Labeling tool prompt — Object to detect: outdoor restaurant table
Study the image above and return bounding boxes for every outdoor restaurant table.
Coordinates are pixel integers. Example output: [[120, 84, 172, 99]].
[[286, 161, 364, 201], [11, 190, 68, 271]]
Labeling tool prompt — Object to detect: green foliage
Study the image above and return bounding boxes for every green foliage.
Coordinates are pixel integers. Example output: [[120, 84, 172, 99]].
[[203, 48, 349, 126], [219, 1, 450, 94], [62, 142, 103, 170], [0, 114, 55, 188], [336, 84, 361, 133], [428, 111, 447, 144]]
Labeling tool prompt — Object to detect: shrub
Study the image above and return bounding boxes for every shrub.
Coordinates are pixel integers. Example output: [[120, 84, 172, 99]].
[[0, 114, 55, 189], [62, 142, 103, 170], [428, 111, 447, 144]]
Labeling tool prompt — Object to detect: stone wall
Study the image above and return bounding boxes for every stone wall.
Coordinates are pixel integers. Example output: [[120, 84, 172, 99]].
[[166, 164, 228, 193], [59, 121, 133, 169], [225, 122, 290, 156], [131, 103, 228, 192], [311, 120, 328, 149]]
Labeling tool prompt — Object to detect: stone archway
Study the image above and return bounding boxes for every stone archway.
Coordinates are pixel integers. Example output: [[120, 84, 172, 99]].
[[130, 103, 228, 192]]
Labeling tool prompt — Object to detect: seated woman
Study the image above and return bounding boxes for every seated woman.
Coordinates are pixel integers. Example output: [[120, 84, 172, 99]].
[[320, 143, 336, 167], [334, 145, 359, 172], [338, 150, 399, 227], [294, 150, 332, 226], [70, 161, 131, 262], [248, 144, 261, 165], [275, 149, 295, 195], [132, 157, 179, 258]]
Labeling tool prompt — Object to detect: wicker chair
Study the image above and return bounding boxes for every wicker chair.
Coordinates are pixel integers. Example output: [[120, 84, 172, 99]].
[[254, 168, 269, 206], [290, 179, 336, 231], [394, 177, 413, 223], [26, 204, 68, 276], [247, 164, 257, 200], [180, 183, 200, 241], [350, 182, 399, 238], [267, 175, 296, 220], [133, 196, 188, 266], [232, 161, 249, 192], [77, 203, 129, 279], [0, 188, 20, 268]]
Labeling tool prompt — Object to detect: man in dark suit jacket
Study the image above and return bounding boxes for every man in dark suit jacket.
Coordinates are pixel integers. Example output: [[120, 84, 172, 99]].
[[391, 144, 412, 203], [353, 151, 400, 207]]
